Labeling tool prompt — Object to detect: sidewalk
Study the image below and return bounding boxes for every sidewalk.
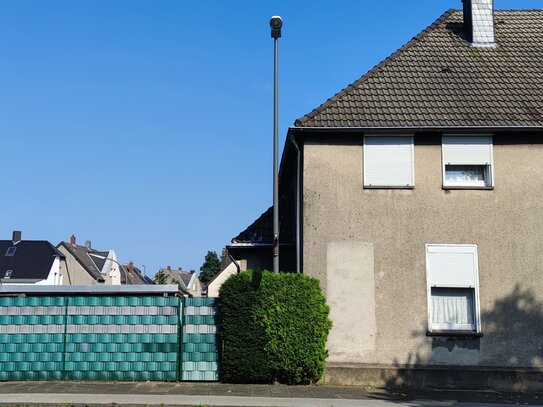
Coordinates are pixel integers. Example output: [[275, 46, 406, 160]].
[[0, 381, 542, 406]]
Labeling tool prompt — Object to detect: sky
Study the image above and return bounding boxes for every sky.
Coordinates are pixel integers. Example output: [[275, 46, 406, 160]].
[[0, 0, 540, 278]]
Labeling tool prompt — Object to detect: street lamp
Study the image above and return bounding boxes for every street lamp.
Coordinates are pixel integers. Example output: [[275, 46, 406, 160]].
[[270, 15, 282, 274], [88, 253, 127, 285]]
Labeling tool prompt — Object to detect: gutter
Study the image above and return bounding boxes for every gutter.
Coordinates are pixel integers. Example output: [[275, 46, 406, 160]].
[[289, 132, 302, 274], [289, 125, 543, 134], [227, 250, 241, 275]]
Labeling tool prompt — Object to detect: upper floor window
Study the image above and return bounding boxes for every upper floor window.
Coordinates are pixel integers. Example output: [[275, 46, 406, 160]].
[[442, 136, 493, 188], [363, 135, 414, 188]]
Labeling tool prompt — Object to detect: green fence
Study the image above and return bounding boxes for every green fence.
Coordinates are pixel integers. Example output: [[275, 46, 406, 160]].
[[181, 297, 219, 381], [0, 289, 220, 382]]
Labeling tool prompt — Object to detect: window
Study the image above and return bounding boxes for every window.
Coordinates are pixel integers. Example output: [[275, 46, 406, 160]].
[[363, 135, 414, 188], [442, 136, 493, 188], [426, 244, 480, 333], [5, 247, 16, 256]]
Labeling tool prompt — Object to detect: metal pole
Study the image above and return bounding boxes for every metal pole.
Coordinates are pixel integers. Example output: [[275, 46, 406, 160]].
[[273, 35, 279, 274], [270, 16, 282, 274]]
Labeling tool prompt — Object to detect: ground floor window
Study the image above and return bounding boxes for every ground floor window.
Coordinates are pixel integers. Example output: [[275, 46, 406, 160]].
[[426, 244, 480, 333]]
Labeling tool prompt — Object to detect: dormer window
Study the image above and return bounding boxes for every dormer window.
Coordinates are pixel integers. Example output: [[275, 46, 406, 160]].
[[5, 247, 16, 256], [4, 270, 13, 279]]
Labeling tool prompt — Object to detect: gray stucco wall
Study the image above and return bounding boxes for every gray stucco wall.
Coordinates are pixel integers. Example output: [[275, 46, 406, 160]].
[[302, 133, 543, 370]]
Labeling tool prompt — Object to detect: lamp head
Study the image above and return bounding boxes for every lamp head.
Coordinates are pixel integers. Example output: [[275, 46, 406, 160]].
[[270, 16, 282, 39]]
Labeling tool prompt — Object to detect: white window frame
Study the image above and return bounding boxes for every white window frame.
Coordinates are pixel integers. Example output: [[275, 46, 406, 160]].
[[425, 244, 481, 333], [363, 134, 415, 188], [442, 135, 494, 188]]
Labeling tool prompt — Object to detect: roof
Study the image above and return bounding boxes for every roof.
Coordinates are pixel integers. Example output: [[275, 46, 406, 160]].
[[231, 205, 295, 246], [120, 264, 150, 285], [159, 268, 196, 289], [232, 207, 274, 245], [57, 242, 106, 283], [295, 10, 543, 129], [0, 240, 63, 281]]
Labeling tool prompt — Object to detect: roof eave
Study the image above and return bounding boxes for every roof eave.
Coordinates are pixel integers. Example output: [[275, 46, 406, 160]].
[[289, 125, 543, 134]]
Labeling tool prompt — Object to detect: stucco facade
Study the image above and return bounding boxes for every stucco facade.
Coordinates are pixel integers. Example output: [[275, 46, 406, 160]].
[[301, 132, 543, 387]]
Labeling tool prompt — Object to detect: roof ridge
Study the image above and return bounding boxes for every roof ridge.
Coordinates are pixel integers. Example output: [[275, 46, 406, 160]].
[[494, 9, 543, 11], [295, 9, 456, 126]]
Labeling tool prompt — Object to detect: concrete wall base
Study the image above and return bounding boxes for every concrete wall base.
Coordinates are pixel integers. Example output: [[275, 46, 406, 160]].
[[322, 363, 543, 392]]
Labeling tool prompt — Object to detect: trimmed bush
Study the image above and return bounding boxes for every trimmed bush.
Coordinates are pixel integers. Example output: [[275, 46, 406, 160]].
[[218, 271, 272, 383], [219, 270, 332, 384]]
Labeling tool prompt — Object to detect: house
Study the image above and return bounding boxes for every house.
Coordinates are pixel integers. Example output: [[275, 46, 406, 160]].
[[120, 261, 152, 285], [206, 248, 241, 297], [158, 266, 204, 297], [57, 235, 123, 285], [227, 206, 296, 272], [230, 0, 543, 390], [0, 231, 64, 285]]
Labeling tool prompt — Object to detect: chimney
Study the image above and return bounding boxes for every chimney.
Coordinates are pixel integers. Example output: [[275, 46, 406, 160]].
[[463, 0, 496, 47], [190, 269, 195, 274], [128, 261, 134, 274], [85, 239, 92, 249], [12, 231, 22, 244], [70, 235, 76, 245], [167, 266, 171, 271]]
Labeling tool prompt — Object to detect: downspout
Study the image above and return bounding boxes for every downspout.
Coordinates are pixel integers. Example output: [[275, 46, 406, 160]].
[[227, 249, 241, 274], [289, 132, 301, 274]]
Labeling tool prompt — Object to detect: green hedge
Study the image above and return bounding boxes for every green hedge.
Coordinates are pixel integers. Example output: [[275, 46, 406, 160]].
[[219, 271, 331, 384]]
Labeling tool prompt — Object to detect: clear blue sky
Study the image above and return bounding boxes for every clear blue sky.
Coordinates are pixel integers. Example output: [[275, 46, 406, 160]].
[[0, 0, 539, 277]]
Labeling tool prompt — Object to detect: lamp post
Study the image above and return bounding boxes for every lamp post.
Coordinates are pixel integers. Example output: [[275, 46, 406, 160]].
[[88, 253, 127, 285], [270, 15, 282, 274]]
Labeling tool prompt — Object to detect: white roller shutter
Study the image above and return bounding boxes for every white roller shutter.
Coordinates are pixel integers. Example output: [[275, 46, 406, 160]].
[[363, 136, 414, 187], [442, 136, 492, 165], [427, 245, 478, 288]]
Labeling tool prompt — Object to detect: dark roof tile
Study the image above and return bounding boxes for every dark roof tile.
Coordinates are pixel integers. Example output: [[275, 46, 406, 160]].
[[0, 240, 63, 281], [295, 10, 543, 128]]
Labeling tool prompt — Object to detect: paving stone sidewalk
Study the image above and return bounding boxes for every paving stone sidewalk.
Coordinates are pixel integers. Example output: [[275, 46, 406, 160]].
[[0, 382, 542, 406]]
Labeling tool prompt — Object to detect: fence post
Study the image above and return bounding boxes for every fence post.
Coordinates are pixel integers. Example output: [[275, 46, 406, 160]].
[[61, 296, 69, 381], [177, 295, 184, 382]]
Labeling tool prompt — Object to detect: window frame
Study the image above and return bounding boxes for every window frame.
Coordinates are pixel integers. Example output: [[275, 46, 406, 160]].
[[441, 135, 494, 189], [363, 134, 415, 189], [425, 244, 481, 334]]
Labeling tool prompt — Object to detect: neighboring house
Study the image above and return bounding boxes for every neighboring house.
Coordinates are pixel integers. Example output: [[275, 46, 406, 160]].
[[159, 266, 203, 297], [228, 206, 296, 272], [0, 231, 64, 285], [206, 261, 240, 298], [120, 261, 152, 285], [231, 1, 543, 390], [206, 248, 242, 297], [57, 235, 122, 285]]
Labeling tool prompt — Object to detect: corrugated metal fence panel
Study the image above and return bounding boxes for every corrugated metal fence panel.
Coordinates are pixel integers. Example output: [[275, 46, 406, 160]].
[[0, 295, 181, 381], [181, 297, 219, 381]]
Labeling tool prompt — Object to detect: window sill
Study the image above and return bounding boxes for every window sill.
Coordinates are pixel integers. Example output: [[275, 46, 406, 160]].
[[426, 330, 483, 338], [364, 186, 414, 190], [442, 186, 494, 191]]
